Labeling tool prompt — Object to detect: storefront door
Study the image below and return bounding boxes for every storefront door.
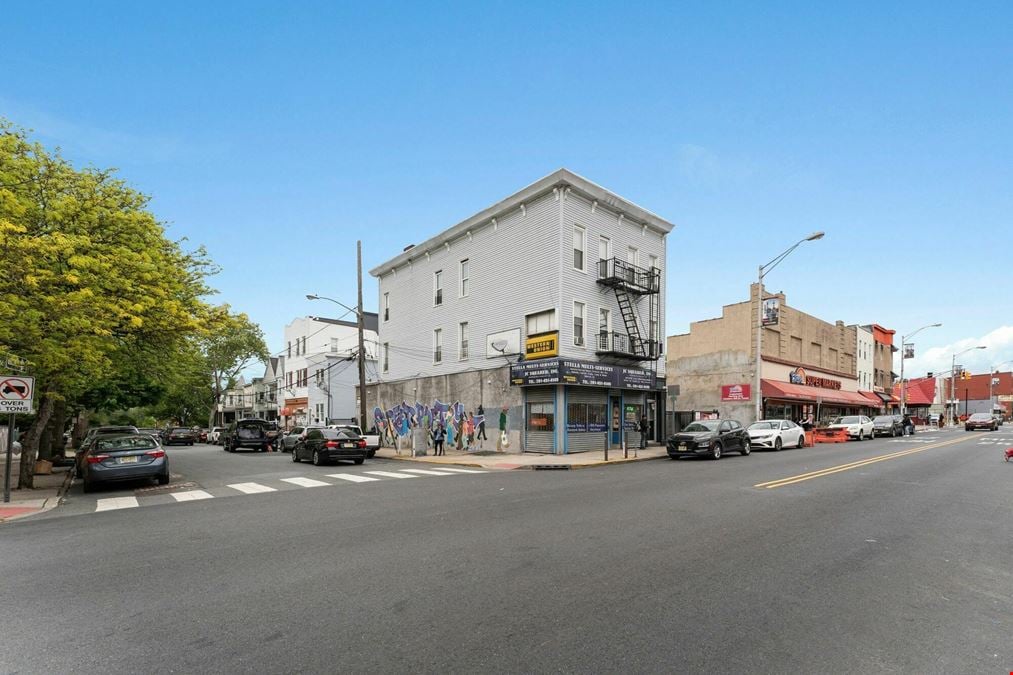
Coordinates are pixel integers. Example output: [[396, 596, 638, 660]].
[[610, 395, 622, 446]]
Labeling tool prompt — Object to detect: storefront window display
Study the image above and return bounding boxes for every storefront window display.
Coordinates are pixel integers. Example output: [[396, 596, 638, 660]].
[[526, 402, 555, 431]]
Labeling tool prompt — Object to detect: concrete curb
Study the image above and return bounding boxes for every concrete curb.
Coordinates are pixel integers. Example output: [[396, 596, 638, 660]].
[[377, 450, 669, 471]]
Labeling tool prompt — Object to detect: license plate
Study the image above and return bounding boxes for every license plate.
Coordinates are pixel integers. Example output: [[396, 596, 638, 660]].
[[119, 456, 138, 464], [342, 442, 353, 448], [679, 443, 688, 449]]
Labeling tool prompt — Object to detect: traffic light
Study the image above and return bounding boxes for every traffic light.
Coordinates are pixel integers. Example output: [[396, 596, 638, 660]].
[[962, 370, 971, 380]]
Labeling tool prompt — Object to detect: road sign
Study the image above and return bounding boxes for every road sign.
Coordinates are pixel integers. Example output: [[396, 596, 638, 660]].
[[0, 375, 34, 414]]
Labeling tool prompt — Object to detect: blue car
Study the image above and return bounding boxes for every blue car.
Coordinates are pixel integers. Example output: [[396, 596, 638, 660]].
[[81, 433, 170, 493]]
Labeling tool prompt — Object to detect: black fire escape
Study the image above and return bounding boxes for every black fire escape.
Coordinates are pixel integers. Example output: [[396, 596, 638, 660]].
[[595, 257, 661, 361]]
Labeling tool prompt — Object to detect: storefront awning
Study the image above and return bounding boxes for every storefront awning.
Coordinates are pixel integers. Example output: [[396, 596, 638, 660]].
[[859, 391, 887, 409], [761, 379, 881, 408]]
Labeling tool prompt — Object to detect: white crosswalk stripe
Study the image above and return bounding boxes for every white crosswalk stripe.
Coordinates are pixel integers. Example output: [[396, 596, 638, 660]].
[[281, 477, 331, 488], [427, 467, 487, 474], [399, 469, 457, 476], [227, 482, 277, 494], [327, 473, 380, 483], [95, 497, 139, 512], [364, 470, 419, 479], [171, 490, 214, 502]]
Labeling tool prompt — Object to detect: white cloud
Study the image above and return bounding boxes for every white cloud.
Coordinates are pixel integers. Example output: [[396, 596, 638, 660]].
[[901, 326, 1013, 378]]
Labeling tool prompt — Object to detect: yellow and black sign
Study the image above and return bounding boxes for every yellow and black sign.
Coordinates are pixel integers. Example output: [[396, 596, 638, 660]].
[[524, 331, 559, 360]]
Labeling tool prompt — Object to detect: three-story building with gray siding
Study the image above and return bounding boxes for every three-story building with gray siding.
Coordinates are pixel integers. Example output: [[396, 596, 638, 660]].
[[367, 169, 672, 454]]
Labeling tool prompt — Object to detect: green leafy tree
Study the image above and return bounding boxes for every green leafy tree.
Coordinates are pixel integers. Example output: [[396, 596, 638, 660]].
[[201, 308, 269, 429]]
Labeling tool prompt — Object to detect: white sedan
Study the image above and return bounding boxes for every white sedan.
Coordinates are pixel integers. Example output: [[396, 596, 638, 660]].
[[827, 415, 875, 440], [747, 420, 806, 450]]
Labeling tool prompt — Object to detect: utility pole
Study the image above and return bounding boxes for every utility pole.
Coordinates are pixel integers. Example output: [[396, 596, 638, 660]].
[[357, 240, 367, 431]]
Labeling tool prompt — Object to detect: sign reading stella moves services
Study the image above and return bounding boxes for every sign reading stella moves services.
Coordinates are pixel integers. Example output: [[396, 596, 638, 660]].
[[510, 358, 656, 390], [0, 376, 34, 414]]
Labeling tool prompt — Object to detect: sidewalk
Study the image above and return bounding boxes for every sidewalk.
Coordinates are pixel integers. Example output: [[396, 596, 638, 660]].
[[0, 456, 73, 523], [374, 443, 669, 470]]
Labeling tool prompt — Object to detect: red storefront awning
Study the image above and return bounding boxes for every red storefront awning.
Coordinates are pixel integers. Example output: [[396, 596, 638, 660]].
[[761, 379, 881, 408]]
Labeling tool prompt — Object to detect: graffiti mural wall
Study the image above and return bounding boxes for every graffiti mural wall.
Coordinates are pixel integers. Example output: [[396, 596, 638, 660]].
[[373, 399, 508, 454]]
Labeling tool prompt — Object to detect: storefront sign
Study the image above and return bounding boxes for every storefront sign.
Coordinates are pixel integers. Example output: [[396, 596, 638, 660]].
[[524, 331, 559, 360], [762, 298, 780, 326], [903, 343, 914, 359], [721, 384, 751, 401], [788, 367, 841, 390], [510, 358, 658, 390]]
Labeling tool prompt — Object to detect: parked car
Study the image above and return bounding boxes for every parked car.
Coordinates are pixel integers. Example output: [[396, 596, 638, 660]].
[[667, 419, 750, 460], [223, 419, 274, 452], [747, 419, 805, 450], [207, 427, 226, 445], [80, 433, 169, 493], [965, 412, 998, 431], [992, 414, 1005, 427], [327, 424, 380, 458], [279, 425, 324, 452], [75, 425, 139, 476], [827, 415, 875, 440], [197, 429, 208, 443], [292, 427, 367, 466], [872, 415, 905, 437], [161, 427, 195, 446]]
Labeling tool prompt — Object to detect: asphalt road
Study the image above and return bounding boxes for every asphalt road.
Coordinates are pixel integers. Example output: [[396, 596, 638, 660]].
[[3, 429, 1012, 673]]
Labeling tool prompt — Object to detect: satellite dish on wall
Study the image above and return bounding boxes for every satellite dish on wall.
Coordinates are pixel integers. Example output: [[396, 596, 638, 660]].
[[491, 340, 508, 353]]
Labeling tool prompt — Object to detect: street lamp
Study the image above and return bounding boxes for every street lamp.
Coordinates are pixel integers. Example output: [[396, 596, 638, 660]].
[[899, 323, 942, 416], [753, 231, 825, 422], [949, 345, 986, 426]]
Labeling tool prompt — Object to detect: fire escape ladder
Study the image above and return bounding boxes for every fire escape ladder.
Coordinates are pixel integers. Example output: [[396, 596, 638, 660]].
[[614, 287, 645, 357]]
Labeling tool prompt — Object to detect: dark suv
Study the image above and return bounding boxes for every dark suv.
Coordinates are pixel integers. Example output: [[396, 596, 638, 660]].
[[872, 415, 904, 437], [667, 419, 750, 460], [223, 419, 274, 452]]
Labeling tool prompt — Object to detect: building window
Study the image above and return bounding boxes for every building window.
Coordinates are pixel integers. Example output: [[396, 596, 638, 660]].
[[573, 301, 585, 347], [433, 270, 443, 306], [315, 369, 324, 386], [573, 225, 586, 272], [287, 341, 292, 358], [599, 307, 610, 348], [287, 372, 293, 388], [382, 342, 389, 373], [330, 337, 339, 353], [433, 328, 443, 364], [315, 403, 325, 423], [649, 254, 658, 271], [459, 259, 469, 297], [383, 292, 390, 322], [566, 403, 608, 432], [526, 309, 557, 335], [459, 322, 469, 360], [526, 402, 555, 432]]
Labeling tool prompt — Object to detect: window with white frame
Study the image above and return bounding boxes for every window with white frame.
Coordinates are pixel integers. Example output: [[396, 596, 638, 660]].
[[382, 342, 389, 373], [649, 253, 658, 271], [525, 309, 557, 335], [433, 270, 443, 306], [330, 337, 339, 353], [599, 307, 610, 348], [598, 236, 611, 276], [287, 341, 292, 358], [459, 322, 469, 360], [459, 259, 469, 297], [573, 225, 586, 272], [383, 292, 390, 322], [573, 301, 585, 347], [433, 328, 443, 363]]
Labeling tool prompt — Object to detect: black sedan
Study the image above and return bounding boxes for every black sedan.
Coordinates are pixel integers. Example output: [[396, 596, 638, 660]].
[[292, 428, 367, 466], [667, 419, 751, 460], [163, 427, 196, 446], [872, 415, 905, 437], [81, 433, 169, 493]]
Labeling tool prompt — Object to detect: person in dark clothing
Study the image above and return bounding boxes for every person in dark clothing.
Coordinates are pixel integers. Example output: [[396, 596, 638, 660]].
[[902, 413, 914, 436], [476, 404, 487, 441], [639, 414, 649, 449], [431, 423, 446, 456]]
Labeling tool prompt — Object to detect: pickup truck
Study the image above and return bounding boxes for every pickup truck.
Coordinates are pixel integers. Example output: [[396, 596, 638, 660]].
[[328, 424, 379, 458]]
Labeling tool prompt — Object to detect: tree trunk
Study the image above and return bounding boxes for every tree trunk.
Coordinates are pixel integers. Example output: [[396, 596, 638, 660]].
[[71, 410, 89, 448], [46, 398, 67, 461], [18, 394, 55, 489]]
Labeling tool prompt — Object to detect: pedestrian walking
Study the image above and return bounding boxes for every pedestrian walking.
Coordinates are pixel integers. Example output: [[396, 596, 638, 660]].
[[639, 413, 649, 449], [431, 423, 446, 456], [476, 404, 487, 441]]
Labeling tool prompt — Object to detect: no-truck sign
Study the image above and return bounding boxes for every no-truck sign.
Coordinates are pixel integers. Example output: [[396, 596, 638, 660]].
[[0, 376, 34, 414]]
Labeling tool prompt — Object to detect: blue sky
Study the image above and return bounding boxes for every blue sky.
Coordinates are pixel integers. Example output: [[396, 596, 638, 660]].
[[4, 1, 1012, 378]]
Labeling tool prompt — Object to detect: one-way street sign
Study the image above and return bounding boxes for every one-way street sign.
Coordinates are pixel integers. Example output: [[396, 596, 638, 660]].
[[0, 375, 34, 414]]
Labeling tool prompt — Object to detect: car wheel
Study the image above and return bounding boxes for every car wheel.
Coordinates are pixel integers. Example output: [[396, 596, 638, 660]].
[[312, 449, 323, 466], [292, 447, 300, 462], [82, 480, 95, 494], [354, 458, 365, 465], [891, 428, 897, 437], [858, 430, 864, 441], [740, 440, 751, 456], [157, 471, 170, 486], [797, 434, 805, 449], [710, 442, 722, 460], [367, 450, 376, 459], [774, 438, 782, 451]]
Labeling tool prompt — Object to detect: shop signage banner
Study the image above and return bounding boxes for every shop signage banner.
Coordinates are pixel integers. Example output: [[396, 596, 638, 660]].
[[510, 358, 656, 390], [721, 384, 751, 401], [903, 343, 914, 359], [762, 298, 780, 326], [788, 367, 842, 390], [524, 331, 559, 360]]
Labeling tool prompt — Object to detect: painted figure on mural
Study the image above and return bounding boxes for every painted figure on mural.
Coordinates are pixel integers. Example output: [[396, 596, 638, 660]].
[[497, 405, 509, 451], [476, 404, 487, 441], [465, 412, 475, 451]]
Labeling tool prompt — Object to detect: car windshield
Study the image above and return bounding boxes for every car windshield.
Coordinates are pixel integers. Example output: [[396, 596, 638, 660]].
[[94, 436, 158, 452], [172, 428, 190, 433], [969, 413, 992, 421], [832, 416, 861, 424], [322, 429, 359, 439], [749, 422, 779, 430], [872, 416, 894, 423], [683, 421, 719, 432]]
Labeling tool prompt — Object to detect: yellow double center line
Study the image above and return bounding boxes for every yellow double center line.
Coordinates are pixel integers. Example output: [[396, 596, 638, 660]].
[[754, 433, 984, 489]]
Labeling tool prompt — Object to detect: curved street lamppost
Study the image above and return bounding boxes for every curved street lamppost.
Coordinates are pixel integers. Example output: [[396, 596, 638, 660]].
[[306, 290, 368, 428], [753, 231, 825, 422], [949, 345, 986, 426], [898, 323, 942, 416]]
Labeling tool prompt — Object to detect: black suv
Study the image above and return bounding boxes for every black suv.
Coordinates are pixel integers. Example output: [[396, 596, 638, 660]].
[[872, 415, 904, 437], [667, 419, 751, 460], [223, 419, 274, 453]]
